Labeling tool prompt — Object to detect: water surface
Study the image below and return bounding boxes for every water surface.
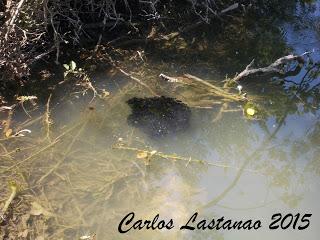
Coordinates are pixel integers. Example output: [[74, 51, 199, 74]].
[[3, 1, 320, 240]]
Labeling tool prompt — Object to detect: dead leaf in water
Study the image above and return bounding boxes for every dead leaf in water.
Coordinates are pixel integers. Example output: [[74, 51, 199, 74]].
[[101, 89, 110, 98], [30, 202, 53, 217], [5, 128, 12, 138]]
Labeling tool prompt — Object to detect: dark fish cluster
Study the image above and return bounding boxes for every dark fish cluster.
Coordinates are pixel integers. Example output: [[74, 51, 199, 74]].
[[127, 96, 191, 137]]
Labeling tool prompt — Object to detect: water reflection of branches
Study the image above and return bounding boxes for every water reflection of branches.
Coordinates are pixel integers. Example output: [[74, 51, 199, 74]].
[[202, 60, 320, 209], [202, 113, 287, 209]]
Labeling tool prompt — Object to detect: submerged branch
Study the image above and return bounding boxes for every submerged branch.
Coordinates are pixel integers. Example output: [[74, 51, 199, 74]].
[[159, 73, 244, 102], [5, 0, 27, 39], [104, 53, 159, 97], [37, 118, 89, 184], [118, 68, 160, 97], [232, 52, 310, 83], [114, 144, 258, 173], [183, 74, 243, 101]]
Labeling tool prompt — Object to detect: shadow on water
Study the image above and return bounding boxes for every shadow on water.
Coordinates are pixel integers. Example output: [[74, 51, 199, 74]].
[[1, 1, 320, 240]]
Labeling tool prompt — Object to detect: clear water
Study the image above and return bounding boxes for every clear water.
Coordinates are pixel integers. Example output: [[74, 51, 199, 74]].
[[2, 2, 320, 240]]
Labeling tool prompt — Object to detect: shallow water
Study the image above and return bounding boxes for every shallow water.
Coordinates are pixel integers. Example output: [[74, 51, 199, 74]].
[[2, 1, 320, 240]]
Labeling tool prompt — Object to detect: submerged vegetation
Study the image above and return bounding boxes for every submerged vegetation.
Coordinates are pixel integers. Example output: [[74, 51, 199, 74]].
[[0, 0, 320, 239]]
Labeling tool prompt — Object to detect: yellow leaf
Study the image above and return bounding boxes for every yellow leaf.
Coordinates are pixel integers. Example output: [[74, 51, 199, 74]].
[[63, 64, 69, 70], [70, 61, 77, 71], [246, 108, 256, 116], [5, 129, 12, 138], [101, 89, 110, 98]]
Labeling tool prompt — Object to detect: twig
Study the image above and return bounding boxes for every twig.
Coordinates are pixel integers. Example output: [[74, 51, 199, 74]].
[[2, 121, 84, 172], [114, 144, 259, 173], [0, 182, 17, 222], [159, 73, 180, 83], [186, 74, 244, 101], [212, 103, 228, 122], [20, 102, 31, 118], [29, 46, 55, 64], [104, 53, 159, 96], [118, 68, 159, 97], [3, 139, 60, 172], [220, 3, 239, 14], [232, 52, 310, 82], [37, 117, 89, 183], [5, 0, 26, 39], [159, 73, 243, 101], [43, 94, 52, 141]]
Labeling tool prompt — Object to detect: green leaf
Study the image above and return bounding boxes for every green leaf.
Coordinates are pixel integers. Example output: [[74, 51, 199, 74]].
[[63, 64, 69, 70], [70, 61, 76, 71]]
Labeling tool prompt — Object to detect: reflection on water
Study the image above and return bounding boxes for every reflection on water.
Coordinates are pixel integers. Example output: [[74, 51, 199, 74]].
[[31, 73, 319, 240], [1, 1, 320, 240]]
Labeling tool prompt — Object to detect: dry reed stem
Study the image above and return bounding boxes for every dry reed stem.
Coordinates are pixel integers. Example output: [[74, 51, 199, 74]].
[[43, 94, 53, 141], [2, 139, 60, 172], [184, 74, 243, 101], [2, 120, 85, 173], [114, 145, 259, 173], [0, 182, 17, 222], [37, 118, 90, 184]]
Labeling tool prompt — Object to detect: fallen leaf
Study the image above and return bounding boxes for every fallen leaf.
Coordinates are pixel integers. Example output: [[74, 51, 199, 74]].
[[70, 61, 77, 71], [246, 107, 256, 116], [101, 89, 110, 98], [5, 128, 12, 138], [63, 64, 69, 70], [30, 202, 53, 217]]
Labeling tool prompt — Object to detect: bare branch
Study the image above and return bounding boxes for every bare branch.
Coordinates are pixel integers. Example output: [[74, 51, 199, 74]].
[[232, 52, 310, 82]]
